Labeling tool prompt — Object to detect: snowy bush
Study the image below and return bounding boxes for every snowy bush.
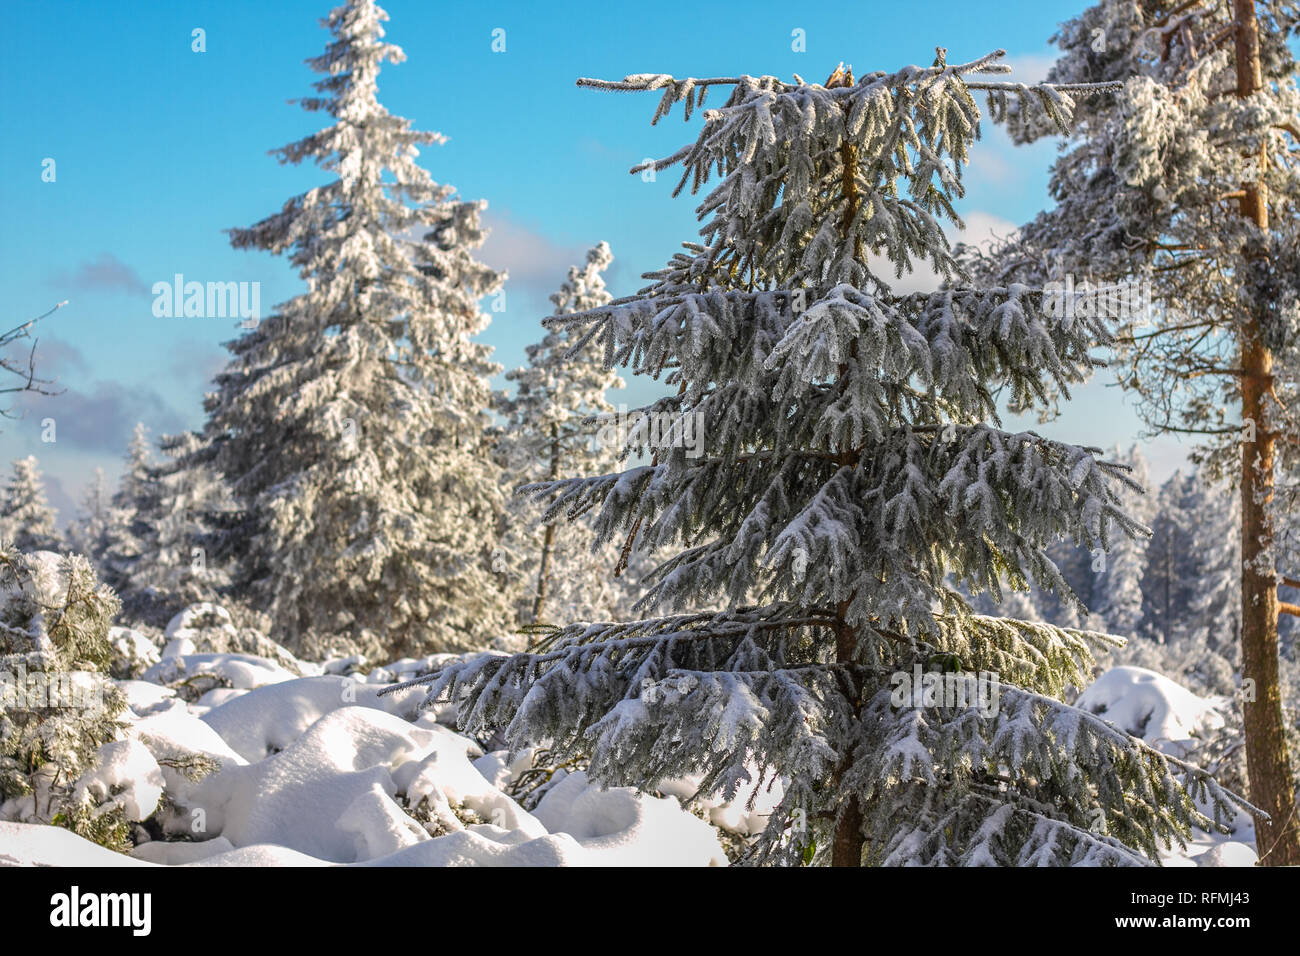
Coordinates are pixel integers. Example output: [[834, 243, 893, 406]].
[[160, 603, 306, 676], [0, 547, 130, 849]]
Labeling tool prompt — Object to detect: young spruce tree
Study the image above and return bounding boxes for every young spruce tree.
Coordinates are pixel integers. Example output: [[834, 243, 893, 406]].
[[66, 468, 109, 563], [394, 53, 1248, 865], [120, 431, 233, 628], [1090, 445, 1153, 638], [0, 547, 128, 850]]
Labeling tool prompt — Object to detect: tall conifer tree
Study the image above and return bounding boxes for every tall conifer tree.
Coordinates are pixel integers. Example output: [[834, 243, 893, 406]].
[[191, 0, 511, 655], [972, 0, 1300, 862]]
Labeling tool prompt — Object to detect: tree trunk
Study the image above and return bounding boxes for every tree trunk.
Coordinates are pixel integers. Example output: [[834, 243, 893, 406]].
[[830, 596, 864, 866], [531, 522, 556, 623], [830, 795, 865, 866], [829, 75, 866, 865], [1233, 0, 1300, 866]]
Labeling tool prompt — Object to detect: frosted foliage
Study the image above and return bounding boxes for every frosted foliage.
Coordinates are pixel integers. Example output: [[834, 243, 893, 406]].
[[1089, 445, 1153, 637], [1126, 467, 1242, 695], [185, 0, 511, 656], [392, 53, 1246, 866], [97, 423, 155, 599], [963, 444, 1154, 638], [66, 469, 108, 560]]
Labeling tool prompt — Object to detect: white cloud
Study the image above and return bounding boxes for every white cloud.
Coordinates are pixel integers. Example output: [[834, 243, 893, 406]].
[[480, 209, 589, 294], [1001, 51, 1059, 86], [865, 210, 1019, 294], [953, 210, 1020, 252]]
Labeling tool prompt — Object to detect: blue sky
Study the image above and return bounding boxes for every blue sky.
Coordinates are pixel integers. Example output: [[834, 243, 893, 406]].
[[0, 0, 1193, 520]]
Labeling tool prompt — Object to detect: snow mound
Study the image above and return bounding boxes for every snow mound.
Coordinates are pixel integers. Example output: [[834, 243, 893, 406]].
[[169, 705, 723, 866], [186, 707, 505, 862], [131, 836, 236, 865], [163, 603, 313, 676], [1193, 841, 1258, 867], [1075, 666, 1227, 756], [142, 652, 299, 693], [658, 771, 784, 836], [73, 739, 164, 823], [165, 603, 234, 639], [532, 771, 727, 866], [117, 679, 179, 717], [0, 822, 154, 867], [1081, 667, 1258, 866], [3, 589, 730, 868], [108, 626, 161, 678], [199, 675, 427, 761]]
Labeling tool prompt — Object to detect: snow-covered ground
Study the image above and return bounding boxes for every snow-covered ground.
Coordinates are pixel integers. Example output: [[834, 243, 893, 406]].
[[2, 603, 743, 866], [0, 606, 1257, 867]]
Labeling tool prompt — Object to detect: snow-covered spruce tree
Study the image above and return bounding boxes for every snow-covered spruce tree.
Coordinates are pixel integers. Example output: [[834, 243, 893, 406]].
[[499, 242, 638, 630], [97, 423, 160, 616], [1090, 445, 1153, 638], [66, 468, 109, 563], [0, 546, 129, 850], [1138, 471, 1200, 648], [393, 53, 1248, 866], [1030, 532, 1097, 630], [1133, 467, 1241, 694], [1005, 446, 1152, 636], [0, 456, 59, 553], [116, 432, 235, 629], [188, 0, 511, 657], [967, 0, 1300, 863]]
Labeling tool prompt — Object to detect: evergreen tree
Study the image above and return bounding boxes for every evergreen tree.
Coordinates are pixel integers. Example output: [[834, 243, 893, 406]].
[[1184, 472, 1242, 685], [189, 0, 511, 656], [0, 546, 128, 850], [1033, 535, 1095, 630], [1133, 467, 1240, 693], [0, 456, 58, 553], [66, 468, 109, 562], [394, 54, 1245, 866], [118, 432, 235, 629], [98, 423, 157, 601], [968, 0, 1300, 864], [1139, 471, 1196, 648], [1091, 445, 1153, 637], [500, 242, 634, 628]]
